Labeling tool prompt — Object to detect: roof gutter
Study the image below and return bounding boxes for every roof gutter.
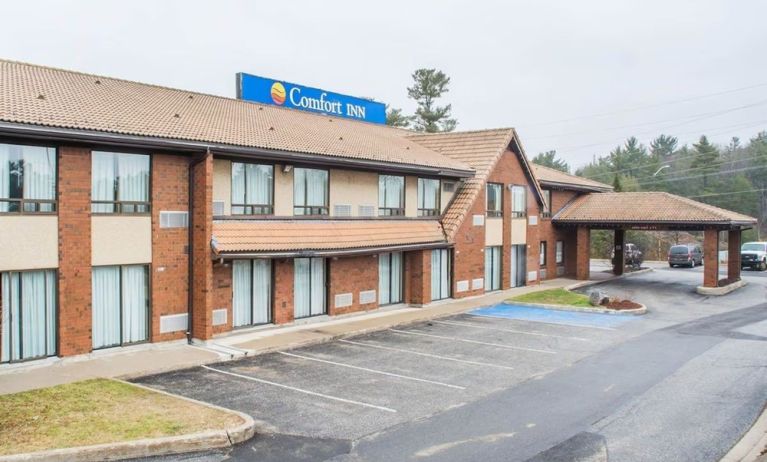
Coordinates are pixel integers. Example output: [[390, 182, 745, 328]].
[[538, 180, 613, 193], [0, 122, 474, 178], [212, 241, 451, 260]]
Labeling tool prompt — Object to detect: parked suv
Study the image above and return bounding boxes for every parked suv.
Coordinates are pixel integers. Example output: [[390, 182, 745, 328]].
[[741, 242, 767, 271], [668, 244, 703, 268]]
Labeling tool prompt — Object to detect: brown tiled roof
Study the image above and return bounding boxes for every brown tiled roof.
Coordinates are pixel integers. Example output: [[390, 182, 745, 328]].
[[0, 60, 472, 174], [212, 219, 447, 255], [553, 192, 757, 226], [532, 164, 613, 192], [407, 128, 544, 239]]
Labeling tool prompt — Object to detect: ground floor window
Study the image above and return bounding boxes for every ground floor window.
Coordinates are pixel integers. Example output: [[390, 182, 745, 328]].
[[379, 252, 403, 305], [484, 246, 502, 292], [92, 265, 149, 350], [294, 258, 326, 318], [1, 270, 57, 363], [540, 241, 547, 266], [556, 240, 564, 265], [511, 244, 526, 288], [233, 259, 272, 327], [431, 249, 451, 301]]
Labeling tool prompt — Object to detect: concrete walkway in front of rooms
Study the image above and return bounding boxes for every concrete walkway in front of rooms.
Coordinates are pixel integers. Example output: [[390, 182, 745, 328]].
[[0, 277, 579, 395]]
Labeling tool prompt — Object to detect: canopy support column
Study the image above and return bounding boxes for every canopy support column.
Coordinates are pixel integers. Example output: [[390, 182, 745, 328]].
[[575, 227, 591, 280], [727, 229, 742, 282], [613, 229, 625, 276], [703, 229, 719, 288]]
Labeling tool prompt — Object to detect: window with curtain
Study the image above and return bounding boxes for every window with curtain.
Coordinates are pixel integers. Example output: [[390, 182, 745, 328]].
[[91, 151, 150, 214], [418, 178, 440, 217], [430, 249, 451, 301], [379, 252, 403, 305], [486, 183, 503, 217], [294, 168, 328, 215], [511, 185, 527, 218], [1, 270, 57, 363], [540, 241, 547, 266], [484, 246, 501, 292], [378, 175, 405, 216], [92, 265, 149, 349], [542, 189, 552, 218], [0, 143, 56, 214], [232, 259, 272, 327], [231, 162, 273, 215], [556, 240, 564, 265], [294, 257, 326, 318]]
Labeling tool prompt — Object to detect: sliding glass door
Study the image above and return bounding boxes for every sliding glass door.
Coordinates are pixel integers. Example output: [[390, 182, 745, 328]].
[[379, 252, 403, 305], [294, 258, 326, 318], [511, 245, 526, 288], [92, 265, 149, 349], [484, 246, 502, 292], [233, 259, 272, 327], [1, 270, 57, 363], [430, 249, 451, 301]]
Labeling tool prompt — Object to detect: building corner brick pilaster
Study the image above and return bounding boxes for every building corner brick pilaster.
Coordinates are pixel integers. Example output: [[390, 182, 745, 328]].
[[575, 227, 590, 281], [191, 153, 214, 340], [703, 229, 720, 288]]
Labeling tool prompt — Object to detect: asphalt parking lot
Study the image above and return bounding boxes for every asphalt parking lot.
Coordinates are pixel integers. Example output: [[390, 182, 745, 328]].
[[135, 308, 632, 441]]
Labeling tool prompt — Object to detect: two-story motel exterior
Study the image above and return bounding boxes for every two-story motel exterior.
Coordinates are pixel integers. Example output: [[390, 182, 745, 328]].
[[0, 60, 616, 363]]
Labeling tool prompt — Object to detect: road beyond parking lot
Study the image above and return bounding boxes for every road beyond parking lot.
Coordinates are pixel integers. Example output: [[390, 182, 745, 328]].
[[132, 268, 767, 462]]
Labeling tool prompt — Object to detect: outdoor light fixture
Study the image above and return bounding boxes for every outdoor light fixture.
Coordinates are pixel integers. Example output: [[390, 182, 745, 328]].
[[282, 164, 293, 173]]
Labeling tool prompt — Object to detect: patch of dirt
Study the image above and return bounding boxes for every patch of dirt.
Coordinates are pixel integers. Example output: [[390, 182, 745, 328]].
[[601, 299, 643, 310]]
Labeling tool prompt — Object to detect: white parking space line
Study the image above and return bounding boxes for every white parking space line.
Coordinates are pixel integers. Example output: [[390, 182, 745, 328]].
[[339, 339, 515, 370], [468, 313, 617, 331], [201, 365, 397, 413], [432, 320, 591, 342], [279, 352, 466, 390], [388, 329, 557, 355]]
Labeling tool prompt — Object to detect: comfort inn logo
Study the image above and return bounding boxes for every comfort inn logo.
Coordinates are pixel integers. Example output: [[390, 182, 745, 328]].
[[270, 82, 286, 105]]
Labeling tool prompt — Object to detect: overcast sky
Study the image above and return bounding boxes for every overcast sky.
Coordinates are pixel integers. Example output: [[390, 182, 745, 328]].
[[2, 0, 766, 169]]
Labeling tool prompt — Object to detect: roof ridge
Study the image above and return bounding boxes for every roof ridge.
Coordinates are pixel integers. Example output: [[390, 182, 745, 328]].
[[0, 58, 407, 132], [405, 127, 514, 138]]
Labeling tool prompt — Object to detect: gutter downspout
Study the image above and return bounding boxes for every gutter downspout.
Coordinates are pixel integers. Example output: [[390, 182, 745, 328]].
[[187, 148, 211, 344]]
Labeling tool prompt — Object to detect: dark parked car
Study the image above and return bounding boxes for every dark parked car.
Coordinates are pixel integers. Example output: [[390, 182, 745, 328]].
[[668, 244, 703, 268]]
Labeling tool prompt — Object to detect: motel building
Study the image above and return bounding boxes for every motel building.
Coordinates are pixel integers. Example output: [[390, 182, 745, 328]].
[[0, 60, 756, 364]]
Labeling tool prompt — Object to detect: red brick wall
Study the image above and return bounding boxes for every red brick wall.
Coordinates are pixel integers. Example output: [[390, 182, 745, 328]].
[[453, 184, 486, 298], [328, 255, 379, 315], [405, 250, 431, 305], [273, 259, 294, 324], [575, 227, 591, 280], [151, 153, 190, 342], [212, 262, 233, 333], [538, 189, 580, 279], [703, 229, 720, 287], [191, 154, 213, 340], [58, 146, 92, 356]]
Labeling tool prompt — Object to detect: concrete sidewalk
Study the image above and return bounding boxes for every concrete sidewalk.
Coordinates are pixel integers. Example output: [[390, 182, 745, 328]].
[[0, 277, 575, 395]]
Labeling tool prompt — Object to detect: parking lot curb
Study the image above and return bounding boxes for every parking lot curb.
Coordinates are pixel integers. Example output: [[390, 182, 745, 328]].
[[697, 279, 747, 296], [502, 301, 647, 316], [721, 403, 767, 462], [0, 380, 257, 462]]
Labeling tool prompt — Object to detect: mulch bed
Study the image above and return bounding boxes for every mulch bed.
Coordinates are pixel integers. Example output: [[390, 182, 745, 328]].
[[601, 299, 643, 310]]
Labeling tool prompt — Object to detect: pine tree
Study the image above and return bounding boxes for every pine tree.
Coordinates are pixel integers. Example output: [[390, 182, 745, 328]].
[[650, 134, 678, 157], [690, 135, 720, 189], [532, 150, 570, 173], [407, 69, 457, 132], [385, 106, 412, 128]]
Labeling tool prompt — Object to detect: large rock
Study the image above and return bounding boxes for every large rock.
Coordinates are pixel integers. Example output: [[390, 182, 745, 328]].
[[589, 290, 608, 306]]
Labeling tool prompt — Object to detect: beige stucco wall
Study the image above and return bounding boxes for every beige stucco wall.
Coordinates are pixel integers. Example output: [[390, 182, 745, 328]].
[[92, 216, 152, 266], [510, 218, 527, 245], [405, 176, 418, 217], [485, 217, 503, 246], [0, 216, 58, 271], [274, 164, 294, 216], [212, 158, 232, 216], [330, 169, 378, 216], [441, 180, 456, 213]]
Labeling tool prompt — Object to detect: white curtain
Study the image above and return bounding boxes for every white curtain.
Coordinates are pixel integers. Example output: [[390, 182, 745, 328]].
[[294, 168, 307, 210], [310, 258, 326, 315], [484, 248, 493, 291], [419, 179, 439, 211], [556, 241, 564, 264], [121, 266, 148, 344], [252, 260, 271, 324], [117, 153, 149, 205], [232, 260, 252, 327], [512, 186, 526, 213], [485, 247, 501, 291], [307, 169, 327, 207], [2, 270, 57, 362], [379, 253, 391, 304], [391, 252, 402, 303], [246, 164, 272, 206], [379, 176, 403, 209], [294, 258, 311, 318], [431, 250, 441, 301], [0, 145, 11, 212], [92, 266, 121, 348], [22, 146, 56, 211], [231, 162, 246, 213], [92, 152, 116, 213], [45, 271, 56, 356], [21, 272, 46, 359]]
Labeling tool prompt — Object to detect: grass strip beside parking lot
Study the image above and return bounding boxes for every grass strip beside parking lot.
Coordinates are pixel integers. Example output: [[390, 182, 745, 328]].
[[0, 378, 243, 456], [508, 288, 592, 307]]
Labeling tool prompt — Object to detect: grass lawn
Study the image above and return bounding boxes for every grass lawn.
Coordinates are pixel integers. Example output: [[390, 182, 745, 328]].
[[509, 288, 593, 307], [0, 378, 243, 456]]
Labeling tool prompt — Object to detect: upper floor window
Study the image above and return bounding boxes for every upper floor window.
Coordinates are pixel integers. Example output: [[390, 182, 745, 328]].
[[378, 175, 404, 216], [511, 185, 527, 218], [92, 151, 150, 214], [294, 168, 328, 216], [0, 143, 56, 214], [541, 189, 552, 218], [231, 162, 273, 215], [486, 183, 503, 218], [417, 178, 440, 217]]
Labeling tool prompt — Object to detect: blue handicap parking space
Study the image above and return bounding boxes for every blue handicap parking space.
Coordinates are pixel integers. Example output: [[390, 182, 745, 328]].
[[470, 303, 636, 329]]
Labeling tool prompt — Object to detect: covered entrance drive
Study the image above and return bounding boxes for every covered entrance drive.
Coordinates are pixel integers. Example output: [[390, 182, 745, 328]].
[[552, 192, 758, 292]]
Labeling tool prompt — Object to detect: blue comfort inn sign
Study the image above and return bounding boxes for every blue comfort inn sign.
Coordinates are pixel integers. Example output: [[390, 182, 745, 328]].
[[236, 72, 387, 124]]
